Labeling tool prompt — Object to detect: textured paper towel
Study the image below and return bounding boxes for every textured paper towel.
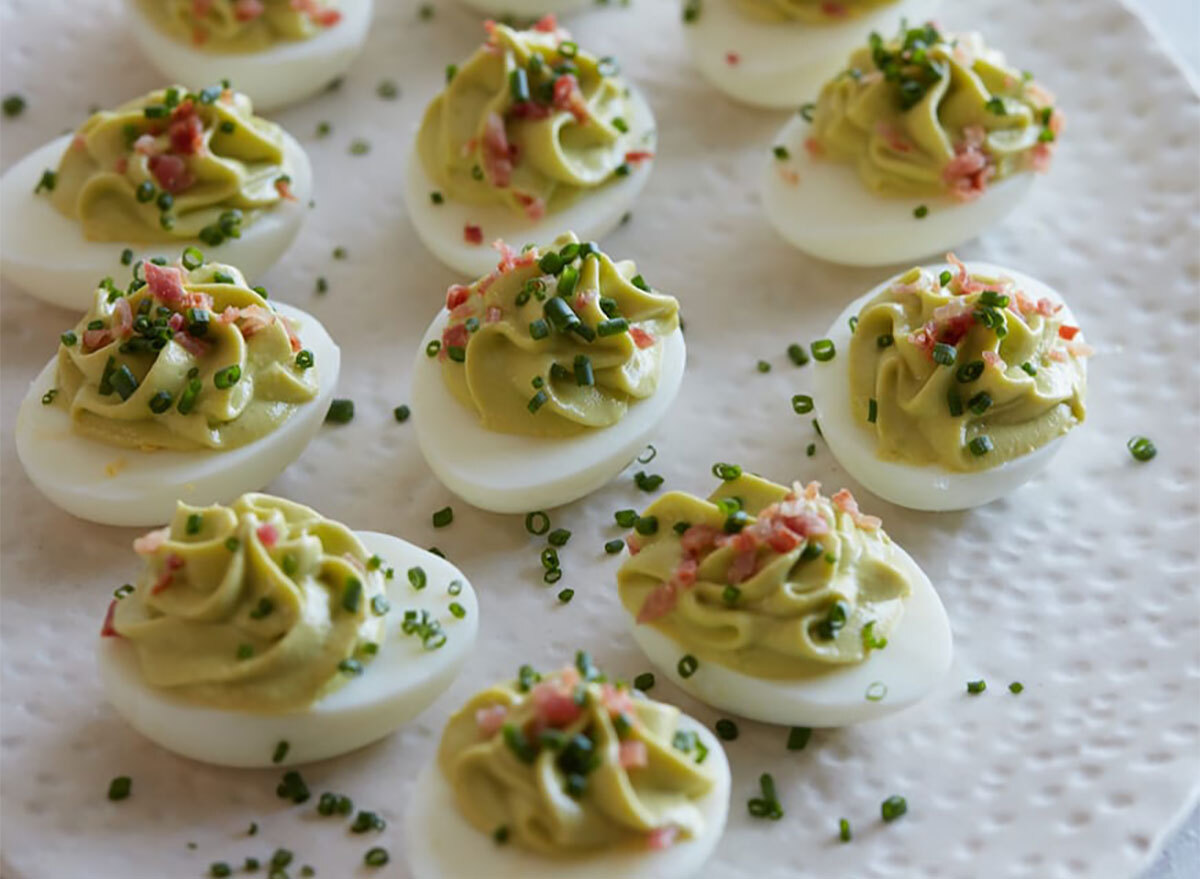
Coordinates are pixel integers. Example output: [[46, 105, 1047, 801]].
[[1, 0, 1198, 877]]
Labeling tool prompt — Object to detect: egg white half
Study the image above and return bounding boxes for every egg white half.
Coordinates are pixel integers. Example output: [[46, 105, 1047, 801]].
[[405, 85, 656, 278], [811, 262, 1080, 511], [403, 713, 730, 879], [98, 532, 477, 768], [0, 131, 312, 311], [123, 0, 374, 112], [683, 0, 940, 110], [15, 302, 339, 527], [761, 116, 1034, 266], [411, 310, 685, 513], [458, 0, 591, 17], [625, 542, 951, 727]]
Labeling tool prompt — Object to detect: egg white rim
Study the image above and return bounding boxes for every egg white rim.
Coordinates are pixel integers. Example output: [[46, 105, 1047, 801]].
[[811, 262, 1082, 511], [402, 713, 730, 879], [404, 83, 657, 278], [458, 0, 592, 17], [14, 301, 339, 527], [760, 115, 1035, 267], [0, 130, 312, 311], [411, 309, 686, 513], [623, 538, 952, 728], [96, 531, 478, 768], [123, 0, 374, 111], [683, 0, 942, 110]]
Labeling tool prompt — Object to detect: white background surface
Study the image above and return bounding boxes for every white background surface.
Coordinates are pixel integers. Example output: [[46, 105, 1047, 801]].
[[1, 1, 1199, 878]]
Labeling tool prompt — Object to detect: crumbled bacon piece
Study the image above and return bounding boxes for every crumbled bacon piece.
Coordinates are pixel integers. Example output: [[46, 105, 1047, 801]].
[[114, 156, 128, 174], [148, 154, 194, 194], [144, 262, 188, 308], [1067, 340, 1094, 358], [174, 331, 211, 358], [647, 825, 679, 850], [982, 350, 1006, 369], [464, 224, 483, 245], [552, 74, 589, 124], [875, 122, 911, 154], [112, 297, 134, 338], [475, 704, 508, 738], [531, 678, 583, 728], [167, 312, 185, 332], [600, 683, 635, 718], [82, 328, 113, 351], [630, 327, 656, 349], [943, 127, 993, 201], [481, 112, 513, 188], [485, 306, 503, 324], [442, 323, 469, 351], [726, 549, 758, 584], [804, 137, 823, 158], [274, 177, 296, 200], [624, 150, 654, 164], [167, 101, 204, 155], [133, 133, 162, 157], [256, 523, 278, 547], [532, 13, 558, 32], [1058, 325, 1080, 340], [234, 0, 265, 21], [725, 51, 740, 66], [151, 554, 184, 594], [831, 489, 881, 530], [1036, 298, 1061, 317], [133, 526, 170, 555], [237, 304, 275, 337], [515, 192, 546, 220], [619, 740, 648, 769], [100, 599, 121, 637], [446, 285, 472, 311]]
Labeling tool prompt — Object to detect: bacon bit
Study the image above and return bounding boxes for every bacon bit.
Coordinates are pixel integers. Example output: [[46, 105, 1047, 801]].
[[804, 137, 824, 158], [831, 489, 882, 530], [167, 312, 185, 333], [982, 350, 1006, 369], [234, 0, 265, 20], [1067, 340, 1094, 358], [100, 600, 122, 637], [508, 101, 553, 121], [619, 740, 648, 769], [726, 549, 758, 584], [285, 320, 302, 353], [114, 156, 128, 174], [820, 1, 848, 16], [1058, 325, 1080, 341], [151, 554, 184, 594], [485, 306, 503, 324], [464, 224, 484, 245], [574, 289, 597, 312], [148, 154, 194, 194], [630, 327, 656, 349], [636, 581, 677, 623], [450, 302, 475, 321], [144, 261, 189, 307], [803, 481, 821, 501], [944, 252, 987, 296], [532, 13, 558, 32], [944, 127, 993, 201], [491, 239, 521, 274], [256, 523, 278, 547], [167, 101, 204, 155], [779, 167, 801, 186], [1048, 348, 1067, 363], [219, 305, 241, 324], [133, 526, 170, 555], [680, 524, 720, 556], [725, 51, 740, 66], [192, 26, 208, 44], [626, 535, 641, 555], [475, 704, 508, 738], [600, 683, 635, 718], [442, 322, 470, 351], [112, 297, 134, 338], [647, 825, 679, 851], [875, 122, 911, 154], [82, 328, 113, 351], [174, 331, 211, 358], [552, 74, 589, 124], [624, 150, 654, 164], [1036, 298, 1061, 317], [71, 134, 87, 151], [1013, 290, 1035, 315], [133, 133, 162, 157], [481, 112, 514, 188], [290, 0, 340, 26], [515, 191, 546, 220], [274, 177, 296, 200], [237, 304, 275, 337], [444, 284, 471, 311], [1030, 142, 1054, 173], [531, 679, 583, 728]]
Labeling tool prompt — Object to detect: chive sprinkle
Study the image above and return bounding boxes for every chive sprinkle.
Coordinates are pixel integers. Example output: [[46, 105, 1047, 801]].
[[966, 679, 987, 694], [787, 343, 809, 366], [792, 394, 814, 414], [1127, 436, 1157, 462], [839, 818, 852, 842], [548, 528, 571, 547], [107, 776, 132, 801], [407, 567, 427, 590], [881, 795, 907, 822], [342, 577, 363, 613], [634, 672, 655, 691], [604, 539, 624, 554], [364, 847, 389, 867], [525, 511, 550, 535], [326, 398, 354, 423], [913, 205, 929, 219], [811, 339, 836, 361], [272, 740, 289, 764], [1009, 681, 1024, 694], [968, 436, 994, 457], [787, 726, 812, 750], [677, 654, 698, 678], [715, 719, 739, 740], [432, 506, 454, 528]]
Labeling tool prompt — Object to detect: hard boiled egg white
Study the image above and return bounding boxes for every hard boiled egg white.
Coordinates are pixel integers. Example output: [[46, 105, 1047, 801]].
[[0, 133, 311, 311], [684, 0, 940, 110], [411, 308, 685, 513], [403, 713, 730, 879], [625, 542, 951, 726], [98, 533, 477, 767], [15, 302, 339, 527], [761, 116, 1033, 266], [458, 0, 591, 17], [811, 262, 1079, 511], [405, 86, 656, 278], [124, 0, 374, 112]]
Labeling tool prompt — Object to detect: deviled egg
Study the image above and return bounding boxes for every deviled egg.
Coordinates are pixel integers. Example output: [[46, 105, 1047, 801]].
[[15, 251, 339, 526], [810, 257, 1090, 511], [406, 18, 656, 277], [98, 493, 477, 767], [683, 0, 940, 109], [616, 471, 952, 726], [0, 84, 311, 310], [411, 233, 685, 513], [124, 0, 373, 112], [762, 24, 1063, 265], [404, 656, 730, 879]]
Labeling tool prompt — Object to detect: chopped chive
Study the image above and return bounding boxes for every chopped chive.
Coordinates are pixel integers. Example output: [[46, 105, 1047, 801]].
[[865, 681, 887, 701], [806, 443, 816, 457], [604, 539, 624, 554], [967, 391, 992, 415], [597, 317, 629, 336], [939, 269, 952, 286], [711, 462, 742, 481], [811, 339, 836, 361], [881, 795, 907, 822], [968, 436, 994, 457], [722, 585, 740, 604], [1127, 436, 1157, 462], [756, 359, 771, 373], [839, 818, 852, 842], [342, 577, 363, 613], [966, 679, 987, 694], [525, 511, 550, 535], [449, 601, 467, 618], [634, 672, 655, 691], [877, 333, 894, 348], [213, 364, 241, 389], [407, 567, 427, 590], [958, 360, 986, 384], [185, 513, 202, 535], [932, 343, 957, 366], [107, 776, 132, 801], [867, 398, 878, 423], [556, 589, 574, 604], [364, 847, 389, 867], [634, 471, 663, 492], [786, 726, 812, 750], [272, 740, 290, 764], [1009, 681, 1024, 694], [634, 516, 658, 535], [1020, 360, 1038, 376], [432, 506, 454, 527], [326, 398, 354, 423], [573, 353, 594, 386], [548, 528, 571, 547], [677, 654, 698, 678], [947, 389, 964, 417], [787, 343, 809, 366], [792, 394, 814, 414], [913, 205, 929, 219], [614, 509, 638, 528], [225, 537, 240, 552], [527, 389, 548, 412], [715, 719, 739, 740]]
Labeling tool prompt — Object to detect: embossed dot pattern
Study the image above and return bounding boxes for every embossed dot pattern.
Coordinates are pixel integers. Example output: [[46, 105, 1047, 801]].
[[1, 1, 1198, 877]]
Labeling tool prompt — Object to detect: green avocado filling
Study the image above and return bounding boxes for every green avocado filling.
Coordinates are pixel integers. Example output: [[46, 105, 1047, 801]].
[[46, 85, 291, 243], [438, 658, 715, 853], [618, 473, 912, 678], [438, 232, 679, 438], [736, 0, 898, 24], [417, 21, 641, 217], [55, 254, 316, 451], [112, 494, 386, 712], [140, 0, 341, 52], [810, 24, 1062, 198], [849, 261, 1088, 471]]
